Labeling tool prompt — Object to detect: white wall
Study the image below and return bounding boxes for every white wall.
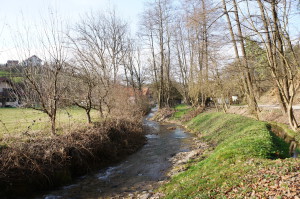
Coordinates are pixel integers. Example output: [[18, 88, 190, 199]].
[[0, 82, 12, 92]]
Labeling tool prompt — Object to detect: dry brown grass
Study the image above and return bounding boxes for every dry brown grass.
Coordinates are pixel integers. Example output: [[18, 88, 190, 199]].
[[0, 119, 146, 197], [227, 106, 300, 126]]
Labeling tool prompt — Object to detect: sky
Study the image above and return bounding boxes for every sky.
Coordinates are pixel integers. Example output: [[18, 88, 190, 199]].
[[0, 0, 299, 64], [0, 0, 146, 63]]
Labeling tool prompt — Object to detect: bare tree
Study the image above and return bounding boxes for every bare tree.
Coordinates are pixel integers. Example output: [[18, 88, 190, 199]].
[[222, 0, 260, 119], [69, 10, 129, 117], [123, 39, 145, 91], [66, 60, 97, 124], [20, 13, 68, 135], [246, 0, 300, 129], [140, 0, 174, 108]]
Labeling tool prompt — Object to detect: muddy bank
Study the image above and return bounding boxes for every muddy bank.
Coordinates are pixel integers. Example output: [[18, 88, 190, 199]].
[[0, 119, 146, 198]]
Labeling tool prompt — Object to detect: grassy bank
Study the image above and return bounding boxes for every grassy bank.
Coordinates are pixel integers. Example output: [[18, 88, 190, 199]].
[[171, 104, 193, 120], [159, 106, 297, 198]]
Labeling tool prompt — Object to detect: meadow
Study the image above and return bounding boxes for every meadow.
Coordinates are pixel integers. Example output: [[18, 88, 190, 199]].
[[0, 70, 24, 82], [0, 107, 99, 138]]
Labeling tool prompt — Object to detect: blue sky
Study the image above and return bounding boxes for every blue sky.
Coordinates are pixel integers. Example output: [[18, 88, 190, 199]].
[[0, 0, 146, 63]]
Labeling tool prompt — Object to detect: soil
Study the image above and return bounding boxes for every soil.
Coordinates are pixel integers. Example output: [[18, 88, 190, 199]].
[[227, 106, 300, 127], [258, 88, 300, 105]]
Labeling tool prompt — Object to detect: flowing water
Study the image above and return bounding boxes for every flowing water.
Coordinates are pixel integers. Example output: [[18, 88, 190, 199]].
[[36, 107, 195, 199]]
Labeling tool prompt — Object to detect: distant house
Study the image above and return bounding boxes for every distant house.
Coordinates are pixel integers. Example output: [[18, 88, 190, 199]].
[[142, 87, 152, 99], [124, 87, 152, 103], [232, 95, 238, 102], [0, 77, 18, 107], [6, 60, 19, 67], [231, 95, 240, 104], [22, 55, 43, 67]]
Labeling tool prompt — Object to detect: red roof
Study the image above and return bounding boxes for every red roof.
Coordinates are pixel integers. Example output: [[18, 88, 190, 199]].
[[124, 87, 151, 97], [142, 87, 150, 96]]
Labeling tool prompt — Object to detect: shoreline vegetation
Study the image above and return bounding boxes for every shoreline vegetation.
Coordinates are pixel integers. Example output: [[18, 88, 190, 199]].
[[152, 104, 300, 198], [0, 109, 147, 198]]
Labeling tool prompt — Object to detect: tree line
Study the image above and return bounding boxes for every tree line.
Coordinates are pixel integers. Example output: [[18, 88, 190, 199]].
[[6, 0, 300, 133], [138, 0, 300, 130]]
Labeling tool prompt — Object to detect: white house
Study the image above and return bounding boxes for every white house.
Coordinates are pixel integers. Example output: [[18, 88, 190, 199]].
[[22, 55, 43, 67], [0, 77, 18, 107]]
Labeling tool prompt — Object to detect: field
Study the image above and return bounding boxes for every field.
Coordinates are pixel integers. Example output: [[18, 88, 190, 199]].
[[0, 70, 24, 82], [0, 107, 99, 138], [0, 70, 9, 76]]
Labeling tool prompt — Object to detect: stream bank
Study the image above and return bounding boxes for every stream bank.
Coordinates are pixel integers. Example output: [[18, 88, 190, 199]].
[[0, 119, 146, 199], [28, 107, 202, 199], [154, 105, 300, 198]]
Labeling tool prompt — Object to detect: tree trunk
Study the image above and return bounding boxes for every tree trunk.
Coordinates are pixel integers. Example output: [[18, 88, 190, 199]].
[[287, 104, 298, 131], [86, 109, 92, 124], [232, 0, 259, 119], [51, 115, 56, 135]]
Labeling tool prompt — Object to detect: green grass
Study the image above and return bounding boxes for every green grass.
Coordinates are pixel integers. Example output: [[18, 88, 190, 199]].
[[160, 112, 290, 198], [0, 107, 99, 137], [0, 70, 24, 83], [0, 70, 9, 76], [171, 104, 193, 120]]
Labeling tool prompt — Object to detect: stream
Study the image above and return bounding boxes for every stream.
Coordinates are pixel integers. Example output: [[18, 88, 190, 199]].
[[36, 107, 195, 199]]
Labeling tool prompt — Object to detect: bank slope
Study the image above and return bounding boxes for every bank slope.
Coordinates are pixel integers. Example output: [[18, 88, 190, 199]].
[[160, 112, 292, 198]]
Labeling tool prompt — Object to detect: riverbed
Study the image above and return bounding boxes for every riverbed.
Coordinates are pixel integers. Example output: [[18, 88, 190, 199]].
[[36, 108, 196, 199]]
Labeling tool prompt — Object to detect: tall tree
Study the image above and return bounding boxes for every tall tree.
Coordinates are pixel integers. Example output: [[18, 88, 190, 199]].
[[69, 10, 129, 117], [222, 0, 260, 118], [140, 0, 174, 108]]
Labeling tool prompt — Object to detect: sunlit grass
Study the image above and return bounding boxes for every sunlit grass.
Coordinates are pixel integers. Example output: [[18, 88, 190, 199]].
[[160, 112, 290, 198], [171, 104, 193, 120], [0, 70, 24, 82], [0, 107, 100, 137]]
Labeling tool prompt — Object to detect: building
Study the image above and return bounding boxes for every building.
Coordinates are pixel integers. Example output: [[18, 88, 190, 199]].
[[22, 55, 43, 66], [6, 60, 19, 67], [142, 87, 152, 99], [0, 77, 18, 107], [124, 87, 152, 103]]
